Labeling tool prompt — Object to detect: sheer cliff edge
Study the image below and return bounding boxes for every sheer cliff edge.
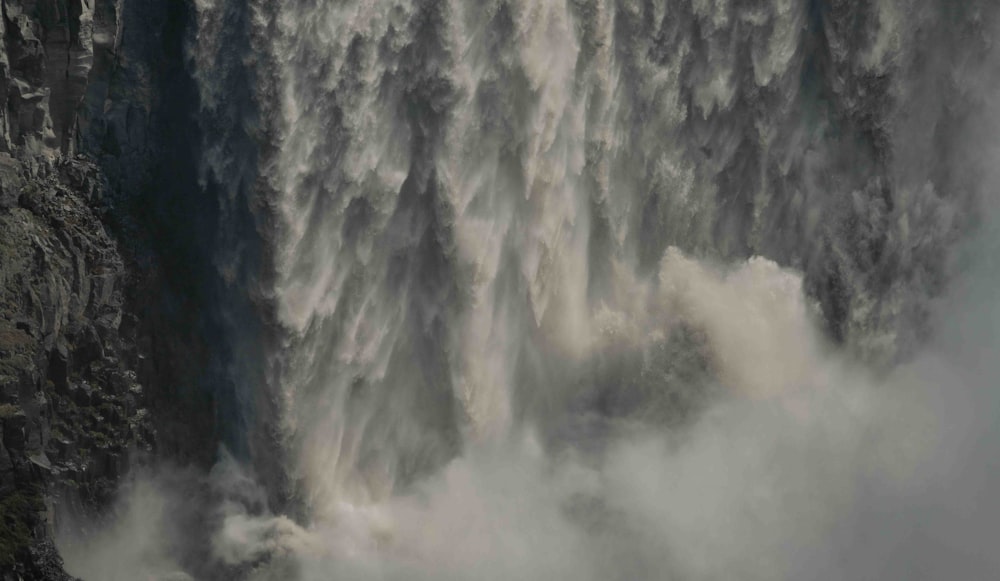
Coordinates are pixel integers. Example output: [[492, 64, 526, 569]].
[[0, 2, 195, 578]]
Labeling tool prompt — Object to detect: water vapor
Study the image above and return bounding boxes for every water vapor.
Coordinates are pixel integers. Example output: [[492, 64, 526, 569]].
[[56, 1, 1000, 579]]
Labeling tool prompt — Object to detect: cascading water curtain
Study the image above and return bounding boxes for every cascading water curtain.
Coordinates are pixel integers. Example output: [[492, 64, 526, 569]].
[[179, 1, 1000, 579]]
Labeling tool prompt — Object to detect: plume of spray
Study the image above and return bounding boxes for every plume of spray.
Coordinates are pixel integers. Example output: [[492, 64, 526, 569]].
[[58, 219, 1000, 581], [56, 1, 1000, 580], [200, 247, 948, 581]]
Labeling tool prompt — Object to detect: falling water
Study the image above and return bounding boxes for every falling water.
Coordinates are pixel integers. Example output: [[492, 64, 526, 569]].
[[59, 1, 1000, 580]]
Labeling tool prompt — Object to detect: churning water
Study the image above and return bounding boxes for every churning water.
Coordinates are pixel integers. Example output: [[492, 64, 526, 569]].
[[60, 1, 1000, 579]]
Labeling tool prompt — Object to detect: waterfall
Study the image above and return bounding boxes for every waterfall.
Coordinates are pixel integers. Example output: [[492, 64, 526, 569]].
[[70, 1, 998, 579]]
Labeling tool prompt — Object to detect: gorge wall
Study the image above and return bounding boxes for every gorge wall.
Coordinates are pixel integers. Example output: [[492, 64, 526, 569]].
[[0, 1, 210, 578]]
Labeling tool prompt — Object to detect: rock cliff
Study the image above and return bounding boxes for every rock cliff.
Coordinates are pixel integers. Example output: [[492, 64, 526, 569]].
[[0, 2, 153, 578]]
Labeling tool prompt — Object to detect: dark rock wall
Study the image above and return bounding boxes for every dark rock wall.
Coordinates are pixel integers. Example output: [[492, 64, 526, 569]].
[[79, 0, 222, 470], [0, 1, 159, 578], [0, 157, 151, 579], [0, 0, 121, 154]]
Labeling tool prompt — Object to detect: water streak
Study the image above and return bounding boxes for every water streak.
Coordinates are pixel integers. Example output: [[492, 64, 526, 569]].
[[81, 1, 1000, 579]]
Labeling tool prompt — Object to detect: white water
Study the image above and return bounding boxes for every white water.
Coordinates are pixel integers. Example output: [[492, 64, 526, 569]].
[[60, 0, 1000, 579], [244, 0, 923, 510]]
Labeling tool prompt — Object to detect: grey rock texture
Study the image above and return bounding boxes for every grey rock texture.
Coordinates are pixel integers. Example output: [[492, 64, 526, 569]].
[[0, 1, 152, 578], [0, 0, 123, 155], [81, 0, 222, 472], [0, 155, 152, 579]]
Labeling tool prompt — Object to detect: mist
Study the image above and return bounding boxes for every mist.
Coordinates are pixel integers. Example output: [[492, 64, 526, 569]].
[[55, 1, 1000, 579], [58, 231, 1000, 580]]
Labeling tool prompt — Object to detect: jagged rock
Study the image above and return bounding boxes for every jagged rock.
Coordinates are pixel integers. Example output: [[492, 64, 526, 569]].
[[0, 10, 151, 562], [0, 154, 153, 573], [0, 154, 25, 207], [4, 538, 80, 581], [46, 340, 69, 393], [2, 409, 27, 453]]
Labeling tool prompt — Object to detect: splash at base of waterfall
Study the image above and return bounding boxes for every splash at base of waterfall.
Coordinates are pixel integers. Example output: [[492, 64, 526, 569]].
[[56, 0, 1000, 579], [199, 250, 940, 581]]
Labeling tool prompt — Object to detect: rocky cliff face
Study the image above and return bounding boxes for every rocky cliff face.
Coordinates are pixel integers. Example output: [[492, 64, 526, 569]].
[[0, 2, 153, 578], [0, 0, 123, 154]]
